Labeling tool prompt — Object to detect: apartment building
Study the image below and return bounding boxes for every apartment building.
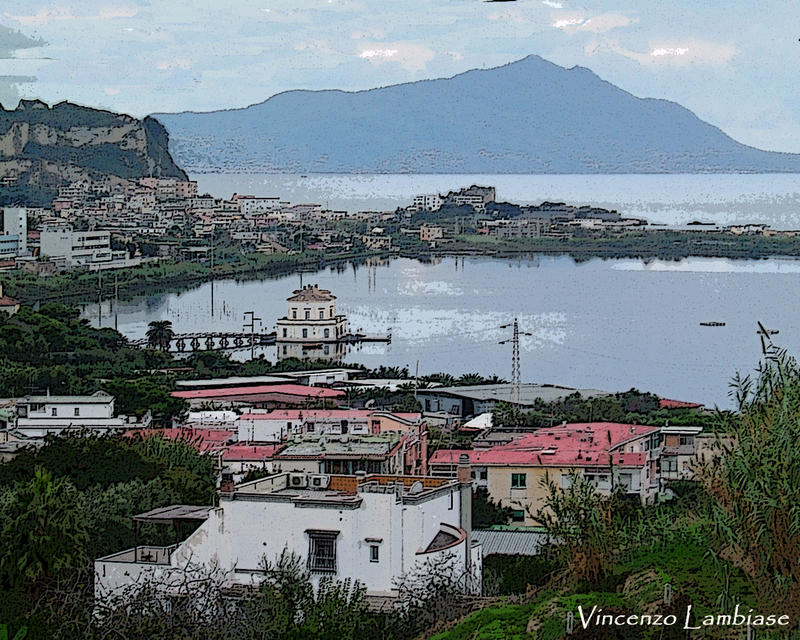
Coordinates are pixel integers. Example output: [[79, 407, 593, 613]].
[[95, 472, 481, 604], [429, 422, 661, 524]]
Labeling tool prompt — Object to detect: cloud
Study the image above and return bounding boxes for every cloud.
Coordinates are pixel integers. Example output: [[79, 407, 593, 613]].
[[552, 13, 637, 34], [586, 38, 736, 66], [5, 5, 138, 26], [357, 41, 435, 72], [541, 1, 563, 7]]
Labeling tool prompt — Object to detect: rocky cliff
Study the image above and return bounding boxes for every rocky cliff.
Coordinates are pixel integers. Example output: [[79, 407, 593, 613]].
[[0, 100, 187, 206]]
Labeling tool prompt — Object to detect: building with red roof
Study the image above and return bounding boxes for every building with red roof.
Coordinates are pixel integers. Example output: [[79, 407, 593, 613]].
[[170, 383, 344, 409], [429, 422, 662, 525], [234, 408, 424, 443]]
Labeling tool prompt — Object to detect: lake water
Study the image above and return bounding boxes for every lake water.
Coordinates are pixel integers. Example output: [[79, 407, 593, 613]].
[[83, 255, 800, 409], [194, 173, 800, 229]]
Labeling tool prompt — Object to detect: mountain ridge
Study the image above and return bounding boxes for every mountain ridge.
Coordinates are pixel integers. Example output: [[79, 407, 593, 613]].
[[152, 55, 800, 174]]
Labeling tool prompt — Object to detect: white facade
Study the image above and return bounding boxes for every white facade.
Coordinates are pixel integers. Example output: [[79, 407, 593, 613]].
[[275, 285, 347, 343], [14, 391, 132, 438], [40, 224, 114, 265], [0, 207, 27, 257], [411, 194, 443, 212], [95, 473, 480, 604]]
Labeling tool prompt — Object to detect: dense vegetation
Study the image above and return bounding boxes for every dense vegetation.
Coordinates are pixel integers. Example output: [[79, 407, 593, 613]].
[[443, 230, 800, 261], [492, 390, 717, 432]]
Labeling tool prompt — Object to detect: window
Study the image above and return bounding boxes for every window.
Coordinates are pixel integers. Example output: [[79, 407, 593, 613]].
[[51, 408, 57, 417], [511, 509, 525, 523], [282, 345, 287, 354], [662, 457, 678, 472], [304, 310, 310, 320], [329, 306, 334, 317], [319, 310, 324, 319], [324, 328, 330, 338], [282, 328, 287, 338], [292, 309, 297, 319], [74, 408, 80, 417], [479, 470, 487, 481], [679, 435, 695, 446], [323, 345, 329, 355], [307, 531, 338, 573], [369, 545, 379, 563], [302, 329, 308, 338], [511, 473, 527, 488]]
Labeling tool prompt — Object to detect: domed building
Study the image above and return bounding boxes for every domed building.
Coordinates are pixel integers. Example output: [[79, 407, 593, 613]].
[[275, 285, 348, 360]]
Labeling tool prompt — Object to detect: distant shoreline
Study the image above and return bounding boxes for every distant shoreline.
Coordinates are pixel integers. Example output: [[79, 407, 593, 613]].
[[7, 230, 800, 307]]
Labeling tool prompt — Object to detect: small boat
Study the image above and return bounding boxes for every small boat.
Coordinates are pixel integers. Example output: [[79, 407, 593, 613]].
[[700, 321, 726, 327]]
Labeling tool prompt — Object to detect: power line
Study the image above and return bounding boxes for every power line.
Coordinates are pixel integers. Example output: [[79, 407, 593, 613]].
[[499, 318, 532, 404]]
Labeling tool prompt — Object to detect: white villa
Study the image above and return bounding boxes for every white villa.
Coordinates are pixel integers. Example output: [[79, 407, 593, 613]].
[[13, 391, 138, 438], [275, 284, 348, 343], [95, 469, 481, 605]]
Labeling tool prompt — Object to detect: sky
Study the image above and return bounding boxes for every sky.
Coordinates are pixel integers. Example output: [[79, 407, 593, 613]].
[[0, 0, 797, 152]]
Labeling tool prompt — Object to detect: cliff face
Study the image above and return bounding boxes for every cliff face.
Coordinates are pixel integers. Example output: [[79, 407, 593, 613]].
[[0, 100, 187, 206]]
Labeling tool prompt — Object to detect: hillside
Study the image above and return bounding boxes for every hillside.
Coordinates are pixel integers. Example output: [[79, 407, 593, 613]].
[[0, 100, 187, 206], [154, 55, 800, 174]]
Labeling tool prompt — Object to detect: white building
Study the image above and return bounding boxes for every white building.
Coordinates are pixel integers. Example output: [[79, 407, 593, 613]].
[[235, 195, 289, 216], [410, 194, 443, 212], [95, 470, 481, 604], [14, 391, 136, 438], [40, 223, 113, 265], [0, 207, 27, 258], [275, 284, 347, 343]]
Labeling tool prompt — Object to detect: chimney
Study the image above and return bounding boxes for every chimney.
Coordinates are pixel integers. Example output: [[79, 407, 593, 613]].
[[457, 453, 471, 484]]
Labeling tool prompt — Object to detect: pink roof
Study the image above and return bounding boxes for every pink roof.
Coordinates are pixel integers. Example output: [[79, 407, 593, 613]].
[[429, 422, 658, 468], [222, 444, 283, 461], [171, 384, 345, 400]]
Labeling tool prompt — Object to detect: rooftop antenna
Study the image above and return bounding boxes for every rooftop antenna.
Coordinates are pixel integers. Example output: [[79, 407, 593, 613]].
[[499, 318, 532, 405]]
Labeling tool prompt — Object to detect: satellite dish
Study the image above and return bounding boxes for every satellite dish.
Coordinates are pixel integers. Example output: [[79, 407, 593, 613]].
[[409, 481, 424, 495]]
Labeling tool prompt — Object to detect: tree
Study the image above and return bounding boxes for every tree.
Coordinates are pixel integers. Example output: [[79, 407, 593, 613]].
[[532, 471, 627, 586], [492, 401, 524, 428], [472, 488, 512, 528], [699, 349, 800, 615], [145, 320, 174, 351], [0, 469, 88, 590]]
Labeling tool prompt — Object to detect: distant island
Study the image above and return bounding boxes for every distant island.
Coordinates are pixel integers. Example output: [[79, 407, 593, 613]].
[[153, 55, 800, 175], [0, 100, 186, 207]]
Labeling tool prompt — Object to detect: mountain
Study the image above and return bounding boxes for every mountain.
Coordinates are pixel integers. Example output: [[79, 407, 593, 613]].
[[0, 100, 187, 206], [152, 55, 800, 174]]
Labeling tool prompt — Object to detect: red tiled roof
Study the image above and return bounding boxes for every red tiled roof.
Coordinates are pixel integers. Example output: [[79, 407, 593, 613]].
[[222, 444, 283, 461], [171, 384, 344, 400], [429, 422, 658, 468], [0, 296, 20, 306], [286, 284, 335, 302]]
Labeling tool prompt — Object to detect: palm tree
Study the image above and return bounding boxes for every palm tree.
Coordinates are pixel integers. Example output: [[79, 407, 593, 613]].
[[456, 372, 487, 386], [146, 320, 175, 351]]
